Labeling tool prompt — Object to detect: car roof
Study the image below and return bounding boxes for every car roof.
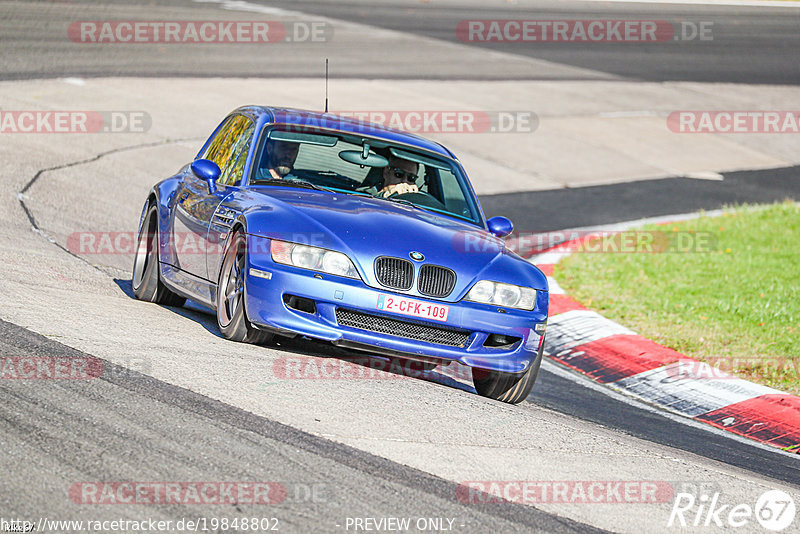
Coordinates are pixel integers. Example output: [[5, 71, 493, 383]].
[[233, 106, 456, 159]]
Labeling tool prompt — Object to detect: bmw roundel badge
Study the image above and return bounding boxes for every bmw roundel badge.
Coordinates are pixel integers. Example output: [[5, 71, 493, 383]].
[[409, 251, 424, 261]]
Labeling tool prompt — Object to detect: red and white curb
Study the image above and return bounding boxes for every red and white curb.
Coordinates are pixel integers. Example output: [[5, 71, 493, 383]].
[[527, 223, 800, 455]]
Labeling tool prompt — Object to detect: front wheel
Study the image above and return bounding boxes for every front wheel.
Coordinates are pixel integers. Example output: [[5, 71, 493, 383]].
[[216, 230, 273, 345], [472, 340, 543, 404], [132, 203, 186, 307]]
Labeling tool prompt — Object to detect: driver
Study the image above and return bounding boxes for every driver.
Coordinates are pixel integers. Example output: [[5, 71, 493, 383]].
[[375, 156, 419, 197], [263, 139, 300, 179]]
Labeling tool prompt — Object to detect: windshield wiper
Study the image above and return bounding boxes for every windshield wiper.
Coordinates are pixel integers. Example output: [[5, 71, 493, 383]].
[[333, 188, 372, 197], [385, 196, 413, 205], [254, 178, 333, 193], [287, 179, 334, 192], [380, 195, 422, 210]]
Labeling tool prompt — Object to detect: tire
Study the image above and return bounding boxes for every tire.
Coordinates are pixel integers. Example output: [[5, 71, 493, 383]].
[[472, 339, 544, 404], [216, 230, 273, 345], [132, 203, 186, 307]]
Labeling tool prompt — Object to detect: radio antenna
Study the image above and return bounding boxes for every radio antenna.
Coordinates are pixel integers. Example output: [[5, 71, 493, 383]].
[[324, 58, 329, 113]]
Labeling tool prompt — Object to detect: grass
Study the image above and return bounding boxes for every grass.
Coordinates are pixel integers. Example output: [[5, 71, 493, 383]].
[[554, 201, 800, 395]]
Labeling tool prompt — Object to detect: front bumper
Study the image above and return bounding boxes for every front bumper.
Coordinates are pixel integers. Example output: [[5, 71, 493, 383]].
[[245, 238, 548, 374]]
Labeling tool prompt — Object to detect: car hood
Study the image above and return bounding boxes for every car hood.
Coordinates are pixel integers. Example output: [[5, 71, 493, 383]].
[[237, 187, 548, 299]]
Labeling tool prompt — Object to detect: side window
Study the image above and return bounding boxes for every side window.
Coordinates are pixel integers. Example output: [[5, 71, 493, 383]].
[[203, 116, 236, 162], [202, 115, 253, 184], [219, 121, 255, 186]]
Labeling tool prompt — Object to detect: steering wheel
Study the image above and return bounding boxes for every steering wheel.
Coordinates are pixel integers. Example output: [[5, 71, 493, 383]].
[[390, 191, 448, 211]]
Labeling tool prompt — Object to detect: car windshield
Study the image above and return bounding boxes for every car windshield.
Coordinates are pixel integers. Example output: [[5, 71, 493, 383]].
[[249, 128, 483, 225]]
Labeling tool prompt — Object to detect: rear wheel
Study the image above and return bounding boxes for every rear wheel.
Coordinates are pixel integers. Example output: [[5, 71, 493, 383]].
[[472, 340, 544, 404], [216, 230, 272, 345], [132, 203, 186, 307]]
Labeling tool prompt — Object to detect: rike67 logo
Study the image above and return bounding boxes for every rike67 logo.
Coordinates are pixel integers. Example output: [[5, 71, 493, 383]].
[[668, 490, 796, 531]]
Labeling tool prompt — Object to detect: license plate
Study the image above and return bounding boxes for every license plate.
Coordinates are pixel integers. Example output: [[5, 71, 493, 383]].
[[376, 294, 449, 322]]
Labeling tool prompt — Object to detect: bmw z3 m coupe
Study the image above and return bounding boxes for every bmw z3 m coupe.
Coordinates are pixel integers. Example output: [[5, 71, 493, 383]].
[[133, 106, 548, 403]]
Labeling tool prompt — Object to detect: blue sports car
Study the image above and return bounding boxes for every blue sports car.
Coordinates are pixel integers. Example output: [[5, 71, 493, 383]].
[[133, 107, 548, 403]]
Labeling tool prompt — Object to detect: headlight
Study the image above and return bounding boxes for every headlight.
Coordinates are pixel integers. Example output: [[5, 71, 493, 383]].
[[270, 240, 360, 279], [466, 280, 537, 310]]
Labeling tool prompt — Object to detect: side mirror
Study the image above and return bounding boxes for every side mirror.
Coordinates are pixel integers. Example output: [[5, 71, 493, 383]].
[[191, 159, 221, 194], [487, 216, 513, 238]]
